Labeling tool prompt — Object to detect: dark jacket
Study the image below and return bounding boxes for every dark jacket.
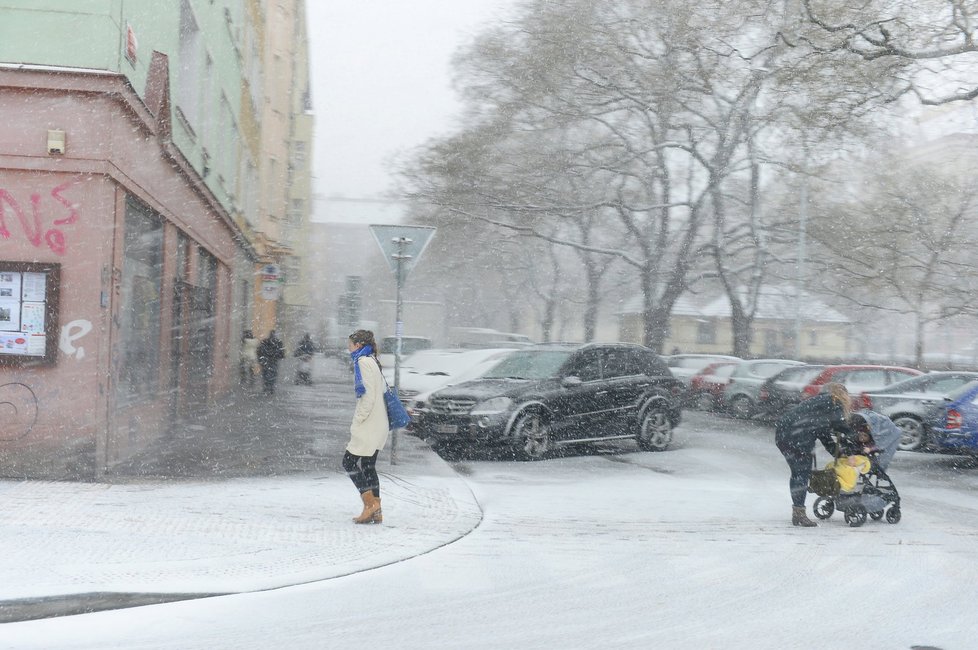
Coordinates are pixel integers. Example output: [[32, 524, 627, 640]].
[[257, 336, 286, 365], [774, 393, 846, 458], [295, 335, 316, 357]]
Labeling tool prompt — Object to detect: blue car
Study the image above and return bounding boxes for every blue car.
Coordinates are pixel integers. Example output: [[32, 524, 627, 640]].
[[929, 380, 978, 455]]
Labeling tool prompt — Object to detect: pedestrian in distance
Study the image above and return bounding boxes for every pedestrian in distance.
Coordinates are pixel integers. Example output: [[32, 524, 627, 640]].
[[240, 329, 259, 388], [294, 332, 316, 386], [343, 329, 389, 524], [256, 329, 286, 395], [775, 382, 851, 527]]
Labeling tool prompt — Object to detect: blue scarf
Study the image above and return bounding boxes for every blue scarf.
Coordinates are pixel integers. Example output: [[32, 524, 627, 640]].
[[351, 344, 374, 398]]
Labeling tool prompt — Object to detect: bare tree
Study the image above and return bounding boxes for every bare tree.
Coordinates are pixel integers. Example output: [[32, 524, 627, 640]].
[[806, 156, 978, 366], [799, 0, 978, 105]]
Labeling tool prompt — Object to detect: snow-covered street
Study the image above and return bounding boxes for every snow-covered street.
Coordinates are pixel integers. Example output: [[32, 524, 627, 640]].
[[2, 411, 976, 649]]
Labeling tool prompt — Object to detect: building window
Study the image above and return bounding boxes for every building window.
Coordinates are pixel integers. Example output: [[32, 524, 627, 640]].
[[809, 330, 818, 346], [696, 320, 716, 345], [117, 198, 163, 403], [289, 199, 303, 225], [292, 141, 306, 172]]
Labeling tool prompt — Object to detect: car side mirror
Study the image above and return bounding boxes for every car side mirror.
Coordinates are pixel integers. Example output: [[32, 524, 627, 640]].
[[562, 376, 583, 388]]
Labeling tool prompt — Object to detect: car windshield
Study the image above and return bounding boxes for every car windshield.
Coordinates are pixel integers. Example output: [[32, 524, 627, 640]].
[[874, 373, 936, 393], [380, 337, 432, 356], [946, 379, 978, 401], [482, 350, 574, 380], [775, 366, 824, 385]]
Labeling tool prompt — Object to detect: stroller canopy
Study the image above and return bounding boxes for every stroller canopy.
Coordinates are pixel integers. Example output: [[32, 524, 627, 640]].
[[856, 409, 901, 470]]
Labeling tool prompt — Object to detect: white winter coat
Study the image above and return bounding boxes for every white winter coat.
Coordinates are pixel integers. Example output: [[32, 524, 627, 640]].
[[348, 355, 390, 456]]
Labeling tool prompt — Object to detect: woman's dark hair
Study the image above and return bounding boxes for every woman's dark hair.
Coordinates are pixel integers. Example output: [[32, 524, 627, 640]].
[[848, 413, 870, 434], [349, 329, 381, 368]]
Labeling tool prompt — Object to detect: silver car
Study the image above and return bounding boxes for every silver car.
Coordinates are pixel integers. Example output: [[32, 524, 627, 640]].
[[860, 371, 978, 452], [664, 353, 741, 389], [723, 359, 806, 418]]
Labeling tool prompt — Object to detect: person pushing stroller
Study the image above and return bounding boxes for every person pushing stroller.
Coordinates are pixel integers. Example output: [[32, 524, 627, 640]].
[[810, 410, 903, 527]]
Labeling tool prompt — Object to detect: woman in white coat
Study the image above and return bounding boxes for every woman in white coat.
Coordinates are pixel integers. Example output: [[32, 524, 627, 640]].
[[343, 329, 389, 524]]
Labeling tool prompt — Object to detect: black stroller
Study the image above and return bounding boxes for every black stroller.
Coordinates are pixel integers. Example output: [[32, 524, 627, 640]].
[[809, 410, 902, 528]]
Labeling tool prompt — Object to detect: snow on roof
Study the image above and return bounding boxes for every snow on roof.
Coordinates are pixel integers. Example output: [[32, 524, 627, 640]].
[[618, 288, 851, 323], [0, 63, 119, 76], [616, 293, 704, 316]]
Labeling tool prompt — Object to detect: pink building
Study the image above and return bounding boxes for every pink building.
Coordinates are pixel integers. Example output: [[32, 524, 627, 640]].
[[0, 63, 241, 477]]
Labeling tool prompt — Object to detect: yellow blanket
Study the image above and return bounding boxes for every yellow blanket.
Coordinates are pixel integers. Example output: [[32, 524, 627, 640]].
[[827, 455, 871, 492]]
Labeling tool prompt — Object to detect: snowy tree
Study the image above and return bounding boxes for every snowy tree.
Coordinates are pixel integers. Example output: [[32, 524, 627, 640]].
[[800, 0, 978, 105], [806, 156, 978, 366]]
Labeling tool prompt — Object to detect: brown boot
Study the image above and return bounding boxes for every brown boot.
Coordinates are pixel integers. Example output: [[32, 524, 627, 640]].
[[792, 506, 817, 527], [353, 491, 382, 524]]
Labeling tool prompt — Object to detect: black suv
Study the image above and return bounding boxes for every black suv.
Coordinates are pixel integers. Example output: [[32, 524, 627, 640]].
[[416, 343, 683, 459]]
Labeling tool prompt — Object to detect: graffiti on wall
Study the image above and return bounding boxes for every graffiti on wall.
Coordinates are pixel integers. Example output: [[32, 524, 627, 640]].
[[59, 319, 93, 360], [0, 320, 92, 442], [0, 382, 38, 441], [0, 180, 81, 256]]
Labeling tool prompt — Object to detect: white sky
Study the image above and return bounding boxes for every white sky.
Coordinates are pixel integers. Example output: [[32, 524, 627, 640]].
[[306, 0, 518, 223]]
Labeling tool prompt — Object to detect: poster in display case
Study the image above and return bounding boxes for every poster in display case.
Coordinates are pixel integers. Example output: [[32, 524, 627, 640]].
[[0, 262, 60, 365]]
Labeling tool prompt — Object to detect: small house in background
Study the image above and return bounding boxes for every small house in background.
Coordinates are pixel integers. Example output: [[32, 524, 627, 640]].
[[618, 288, 852, 358]]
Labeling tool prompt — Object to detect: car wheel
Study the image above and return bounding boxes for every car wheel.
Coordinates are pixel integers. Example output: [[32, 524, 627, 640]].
[[893, 416, 925, 452], [729, 395, 755, 419], [636, 406, 673, 452], [512, 410, 553, 461], [893, 415, 925, 451]]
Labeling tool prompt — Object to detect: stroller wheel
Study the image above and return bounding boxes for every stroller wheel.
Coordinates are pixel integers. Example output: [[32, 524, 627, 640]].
[[870, 510, 884, 521], [844, 505, 867, 527], [885, 507, 902, 524], [813, 497, 834, 520]]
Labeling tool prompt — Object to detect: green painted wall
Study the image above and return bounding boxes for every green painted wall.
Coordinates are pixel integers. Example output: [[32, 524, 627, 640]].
[[0, 0, 248, 216]]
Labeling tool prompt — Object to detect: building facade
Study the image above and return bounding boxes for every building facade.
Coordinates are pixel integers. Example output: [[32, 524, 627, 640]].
[[619, 290, 853, 359], [0, 0, 313, 477]]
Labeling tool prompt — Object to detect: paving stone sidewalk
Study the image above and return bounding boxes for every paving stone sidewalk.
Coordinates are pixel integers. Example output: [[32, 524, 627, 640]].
[[0, 356, 481, 622]]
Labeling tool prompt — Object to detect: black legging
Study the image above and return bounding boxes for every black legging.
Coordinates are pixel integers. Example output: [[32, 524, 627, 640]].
[[780, 448, 813, 507], [342, 450, 380, 498]]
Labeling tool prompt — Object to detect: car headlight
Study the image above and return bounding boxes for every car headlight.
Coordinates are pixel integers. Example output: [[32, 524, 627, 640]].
[[470, 397, 512, 416], [408, 400, 426, 416]]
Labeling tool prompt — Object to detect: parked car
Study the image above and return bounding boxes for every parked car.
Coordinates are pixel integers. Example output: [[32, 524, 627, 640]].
[[929, 380, 978, 457], [378, 335, 433, 369], [724, 359, 807, 418], [416, 343, 683, 459], [758, 364, 922, 419], [861, 372, 978, 452], [386, 348, 516, 402], [757, 365, 826, 418], [664, 353, 741, 388], [404, 350, 518, 433], [686, 361, 738, 411], [449, 327, 534, 349]]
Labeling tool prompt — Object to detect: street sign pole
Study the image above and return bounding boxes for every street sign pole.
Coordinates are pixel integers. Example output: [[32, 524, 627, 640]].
[[390, 236, 412, 465], [368, 224, 436, 467]]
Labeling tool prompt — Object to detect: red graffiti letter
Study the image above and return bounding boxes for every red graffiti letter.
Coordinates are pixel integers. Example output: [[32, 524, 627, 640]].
[[0, 189, 18, 239], [45, 229, 66, 255], [51, 180, 81, 225]]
